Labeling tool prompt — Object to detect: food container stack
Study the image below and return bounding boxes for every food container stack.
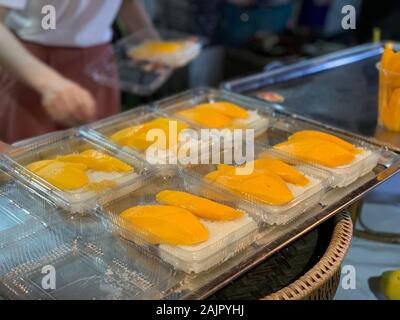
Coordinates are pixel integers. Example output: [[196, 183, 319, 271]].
[[0, 88, 389, 299]]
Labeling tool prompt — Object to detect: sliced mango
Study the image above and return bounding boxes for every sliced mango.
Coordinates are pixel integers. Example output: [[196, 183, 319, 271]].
[[288, 130, 362, 154], [388, 52, 400, 74], [238, 172, 293, 205], [205, 167, 293, 205], [110, 118, 189, 151], [27, 160, 87, 173], [57, 149, 132, 172], [134, 117, 189, 135], [119, 205, 208, 245], [204, 170, 248, 191], [175, 101, 249, 129], [217, 163, 236, 173], [111, 125, 144, 146], [33, 161, 89, 190], [250, 157, 309, 186], [176, 108, 233, 128], [196, 102, 249, 119], [274, 138, 356, 168], [383, 89, 400, 131], [27, 160, 57, 173], [379, 43, 400, 132], [80, 149, 132, 172], [130, 41, 185, 59], [156, 190, 243, 221]]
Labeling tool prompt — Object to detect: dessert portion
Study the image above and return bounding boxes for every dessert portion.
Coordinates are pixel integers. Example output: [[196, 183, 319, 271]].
[[272, 130, 379, 187], [26, 149, 133, 192], [127, 40, 200, 67], [156, 190, 243, 221], [174, 101, 269, 136], [202, 156, 324, 225], [110, 117, 202, 164], [204, 156, 319, 206], [378, 43, 400, 131], [110, 117, 189, 151], [120, 205, 208, 246], [118, 190, 257, 273]]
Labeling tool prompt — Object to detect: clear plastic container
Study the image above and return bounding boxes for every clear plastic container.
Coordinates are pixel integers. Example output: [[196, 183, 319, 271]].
[[377, 62, 400, 132], [86, 29, 201, 96], [258, 115, 382, 188], [0, 165, 56, 249], [0, 219, 181, 300], [0, 166, 180, 300], [183, 145, 332, 225], [155, 87, 273, 138], [121, 28, 202, 68], [95, 172, 261, 274], [2, 129, 153, 213], [86, 43, 172, 96], [84, 105, 211, 170]]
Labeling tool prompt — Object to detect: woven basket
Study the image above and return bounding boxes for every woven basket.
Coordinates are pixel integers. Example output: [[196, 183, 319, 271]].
[[263, 212, 353, 300]]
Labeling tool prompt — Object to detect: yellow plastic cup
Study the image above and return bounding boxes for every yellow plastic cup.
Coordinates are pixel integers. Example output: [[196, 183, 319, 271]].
[[377, 62, 400, 132]]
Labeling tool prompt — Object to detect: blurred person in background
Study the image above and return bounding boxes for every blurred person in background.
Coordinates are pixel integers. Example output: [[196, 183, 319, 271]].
[[0, 0, 157, 144]]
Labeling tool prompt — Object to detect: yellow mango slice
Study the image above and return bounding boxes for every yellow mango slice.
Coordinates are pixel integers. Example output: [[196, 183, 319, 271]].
[[122, 132, 153, 150], [216, 158, 308, 186], [27, 160, 87, 173], [175, 101, 249, 129], [33, 161, 89, 190], [288, 130, 362, 154], [238, 173, 293, 205], [204, 169, 229, 182], [130, 41, 184, 59], [131, 118, 188, 150], [379, 44, 400, 132], [110, 125, 144, 146], [111, 118, 189, 151], [250, 157, 309, 186], [205, 171, 248, 191], [136, 117, 189, 134], [57, 149, 132, 172], [176, 108, 233, 128], [119, 205, 208, 245], [382, 89, 400, 131], [388, 52, 400, 74], [205, 167, 293, 205], [27, 160, 56, 173], [80, 149, 132, 172], [156, 190, 243, 221], [274, 139, 355, 168], [217, 163, 236, 173], [196, 102, 249, 119]]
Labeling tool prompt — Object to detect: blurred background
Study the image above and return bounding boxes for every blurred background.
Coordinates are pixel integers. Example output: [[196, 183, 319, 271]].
[[118, 0, 400, 106]]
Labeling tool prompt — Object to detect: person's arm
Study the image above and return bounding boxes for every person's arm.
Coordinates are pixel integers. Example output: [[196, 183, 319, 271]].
[[0, 23, 95, 126], [118, 0, 159, 39]]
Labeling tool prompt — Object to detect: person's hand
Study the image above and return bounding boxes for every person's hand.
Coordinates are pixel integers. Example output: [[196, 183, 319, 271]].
[[39, 76, 96, 127]]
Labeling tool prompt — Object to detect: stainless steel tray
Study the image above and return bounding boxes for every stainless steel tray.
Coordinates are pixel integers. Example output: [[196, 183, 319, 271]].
[[2, 44, 400, 299]]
